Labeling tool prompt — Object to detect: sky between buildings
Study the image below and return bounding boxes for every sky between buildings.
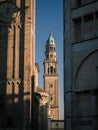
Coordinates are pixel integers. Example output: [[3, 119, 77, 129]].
[[35, 0, 64, 120]]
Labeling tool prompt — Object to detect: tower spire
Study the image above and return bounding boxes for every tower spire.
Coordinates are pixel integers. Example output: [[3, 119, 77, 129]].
[[43, 33, 59, 120], [49, 31, 52, 37], [46, 32, 56, 46]]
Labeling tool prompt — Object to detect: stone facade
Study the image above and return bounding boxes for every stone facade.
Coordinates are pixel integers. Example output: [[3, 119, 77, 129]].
[[37, 88, 49, 130], [33, 92, 41, 130], [34, 63, 49, 130], [0, 0, 35, 129], [64, 0, 98, 130]]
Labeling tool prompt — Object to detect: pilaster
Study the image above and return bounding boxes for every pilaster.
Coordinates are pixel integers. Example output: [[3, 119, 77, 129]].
[[64, 0, 72, 130]]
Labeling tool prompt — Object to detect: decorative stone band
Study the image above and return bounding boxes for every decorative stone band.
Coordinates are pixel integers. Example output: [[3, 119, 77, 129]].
[[0, 22, 23, 29], [7, 79, 21, 85], [9, 22, 22, 29], [0, 79, 30, 86]]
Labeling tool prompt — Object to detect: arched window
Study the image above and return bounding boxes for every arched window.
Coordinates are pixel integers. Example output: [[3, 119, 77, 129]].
[[48, 66, 53, 74], [50, 66, 53, 74], [48, 67, 50, 74], [50, 96, 53, 101], [54, 68, 56, 74]]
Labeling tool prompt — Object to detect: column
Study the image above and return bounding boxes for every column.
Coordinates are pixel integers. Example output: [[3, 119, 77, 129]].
[[6, 25, 14, 99]]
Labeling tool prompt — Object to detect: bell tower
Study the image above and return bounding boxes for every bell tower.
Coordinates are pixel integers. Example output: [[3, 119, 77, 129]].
[[43, 32, 59, 120]]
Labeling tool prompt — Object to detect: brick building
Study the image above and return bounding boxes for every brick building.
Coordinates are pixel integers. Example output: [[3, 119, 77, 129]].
[[0, 0, 35, 129]]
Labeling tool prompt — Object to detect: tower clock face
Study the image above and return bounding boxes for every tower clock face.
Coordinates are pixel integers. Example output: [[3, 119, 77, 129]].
[[0, 2, 18, 23]]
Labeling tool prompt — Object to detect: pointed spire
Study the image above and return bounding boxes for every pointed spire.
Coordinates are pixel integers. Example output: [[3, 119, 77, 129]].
[[46, 31, 56, 46], [49, 31, 52, 38]]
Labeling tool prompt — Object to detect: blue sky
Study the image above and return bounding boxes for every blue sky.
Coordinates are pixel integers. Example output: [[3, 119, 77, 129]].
[[35, 0, 64, 120]]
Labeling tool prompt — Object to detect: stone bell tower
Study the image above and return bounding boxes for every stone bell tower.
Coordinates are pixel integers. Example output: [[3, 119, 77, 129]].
[[0, 0, 35, 129], [43, 32, 59, 120]]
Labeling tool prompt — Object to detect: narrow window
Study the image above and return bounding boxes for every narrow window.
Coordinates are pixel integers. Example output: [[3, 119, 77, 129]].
[[48, 67, 50, 74], [54, 68, 56, 74], [96, 12, 98, 36], [72, 17, 82, 42], [50, 96, 53, 101], [55, 123, 59, 128], [50, 66, 53, 74], [50, 54, 53, 58], [96, 67, 98, 86], [77, 0, 82, 6], [84, 14, 94, 39], [50, 84, 53, 88], [50, 47, 53, 51]]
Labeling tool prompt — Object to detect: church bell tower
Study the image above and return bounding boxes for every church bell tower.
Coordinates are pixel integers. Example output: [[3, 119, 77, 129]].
[[43, 32, 59, 120]]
